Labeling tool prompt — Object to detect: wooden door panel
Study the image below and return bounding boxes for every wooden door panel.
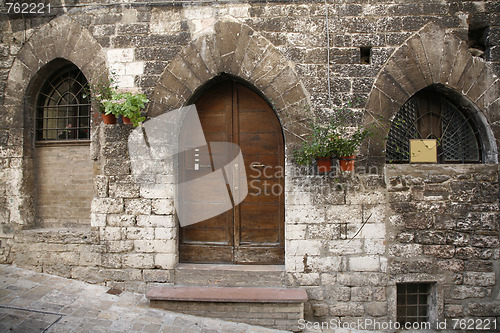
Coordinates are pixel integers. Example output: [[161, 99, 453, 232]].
[[180, 80, 284, 264], [246, 180, 282, 204], [245, 155, 282, 178], [239, 112, 277, 133], [182, 227, 230, 243], [240, 204, 281, 230], [180, 245, 233, 263], [239, 133, 280, 155], [240, 229, 280, 243], [234, 246, 284, 264]]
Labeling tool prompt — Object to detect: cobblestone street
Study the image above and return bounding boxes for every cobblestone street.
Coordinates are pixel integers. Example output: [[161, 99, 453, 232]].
[[0, 265, 287, 333]]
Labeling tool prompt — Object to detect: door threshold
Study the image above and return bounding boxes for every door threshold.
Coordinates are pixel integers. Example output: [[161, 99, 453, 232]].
[[175, 263, 285, 272]]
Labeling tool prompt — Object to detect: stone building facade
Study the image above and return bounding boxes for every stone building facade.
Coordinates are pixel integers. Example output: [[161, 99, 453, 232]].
[[1, 0, 499, 330]]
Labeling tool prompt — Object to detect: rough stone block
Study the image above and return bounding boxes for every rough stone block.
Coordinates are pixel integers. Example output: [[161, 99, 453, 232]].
[[136, 215, 174, 227], [364, 302, 387, 317], [99, 227, 124, 241], [471, 235, 500, 248], [330, 303, 364, 317], [351, 287, 372, 302], [92, 198, 124, 214], [91, 213, 106, 227], [312, 303, 329, 317], [364, 239, 385, 255], [154, 228, 175, 240], [286, 240, 322, 256], [107, 214, 136, 227], [134, 240, 175, 253], [122, 253, 154, 268], [307, 256, 341, 272], [154, 253, 177, 269], [143, 269, 173, 283], [107, 48, 135, 63], [125, 199, 152, 215], [348, 255, 380, 272], [106, 240, 134, 253], [126, 227, 154, 240], [451, 285, 491, 300], [388, 243, 423, 258], [468, 302, 500, 316], [94, 175, 109, 198], [463, 272, 496, 286], [422, 245, 455, 259], [151, 199, 174, 215], [287, 224, 307, 240], [336, 272, 387, 287], [445, 304, 464, 318], [109, 182, 140, 199]]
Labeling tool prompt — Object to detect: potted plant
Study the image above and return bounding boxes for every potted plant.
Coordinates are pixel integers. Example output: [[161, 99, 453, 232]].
[[293, 102, 373, 173], [331, 129, 371, 172], [293, 119, 338, 172], [100, 90, 148, 127], [87, 74, 148, 127], [86, 75, 117, 124]]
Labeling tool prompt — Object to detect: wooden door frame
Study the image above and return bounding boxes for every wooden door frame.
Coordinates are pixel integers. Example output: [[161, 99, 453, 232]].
[[178, 75, 285, 264]]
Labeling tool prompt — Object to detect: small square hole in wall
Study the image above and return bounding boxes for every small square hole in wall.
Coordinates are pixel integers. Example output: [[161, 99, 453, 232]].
[[468, 25, 488, 58], [360, 46, 371, 64], [397, 283, 433, 325]]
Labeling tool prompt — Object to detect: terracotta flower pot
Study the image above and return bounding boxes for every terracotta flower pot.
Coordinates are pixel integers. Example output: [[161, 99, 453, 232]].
[[122, 116, 132, 125], [316, 157, 332, 173], [102, 113, 116, 124], [339, 155, 356, 172]]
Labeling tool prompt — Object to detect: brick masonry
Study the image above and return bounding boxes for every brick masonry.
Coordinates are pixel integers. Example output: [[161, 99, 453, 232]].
[[150, 300, 304, 332], [0, 0, 499, 329], [35, 144, 93, 227]]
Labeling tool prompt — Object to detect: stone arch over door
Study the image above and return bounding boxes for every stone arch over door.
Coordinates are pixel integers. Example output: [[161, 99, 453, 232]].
[[148, 18, 311, 146], [2, 15, 107, 227], [365, 22, 499, 162]]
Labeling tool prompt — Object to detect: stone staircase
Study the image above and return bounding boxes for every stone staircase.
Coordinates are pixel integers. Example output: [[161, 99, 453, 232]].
[[146, 264, 307, 331]]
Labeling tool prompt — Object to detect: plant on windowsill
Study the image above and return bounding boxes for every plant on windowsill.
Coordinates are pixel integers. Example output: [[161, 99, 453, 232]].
[[100, 90, 148, 127], [86, 74, 117, 124], [292, 102, 373, 172], [293, 117, 338, 173], [87, 74, 148, 127], [331, 128, 371, 172]]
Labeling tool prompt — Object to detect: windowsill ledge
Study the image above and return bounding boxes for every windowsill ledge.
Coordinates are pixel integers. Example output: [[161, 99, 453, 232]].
[[35, 140, 91, 147], [385, 163, 499, 177]]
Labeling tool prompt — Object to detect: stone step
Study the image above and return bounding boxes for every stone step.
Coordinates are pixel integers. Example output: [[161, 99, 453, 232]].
[[147, 286, 307, 332], [174, 263, 286, 287]]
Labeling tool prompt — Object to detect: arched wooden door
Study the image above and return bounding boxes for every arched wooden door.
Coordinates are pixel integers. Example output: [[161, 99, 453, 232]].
[[179, 80, 285, 264]]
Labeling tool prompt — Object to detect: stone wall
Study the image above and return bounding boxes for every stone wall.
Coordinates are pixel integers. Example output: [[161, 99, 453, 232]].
[[0, 0, 499, 329]]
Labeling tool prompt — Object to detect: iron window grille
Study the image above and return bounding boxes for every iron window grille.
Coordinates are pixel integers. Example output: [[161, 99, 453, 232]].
[[35, 64, 90, 142], [386, 90, 483, 163], [397, 282, 431, 325]]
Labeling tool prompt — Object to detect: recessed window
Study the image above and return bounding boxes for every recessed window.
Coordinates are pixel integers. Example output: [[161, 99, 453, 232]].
[[397, 283, 432, 325], [468, 25, 487, 58], [36, 64, 90, 141], [360, 46, 371, 64], [386, 88, 483, 163]]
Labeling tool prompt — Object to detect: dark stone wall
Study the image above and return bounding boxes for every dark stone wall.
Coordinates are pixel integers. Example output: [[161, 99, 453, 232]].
[[0, 0, 499, 328]]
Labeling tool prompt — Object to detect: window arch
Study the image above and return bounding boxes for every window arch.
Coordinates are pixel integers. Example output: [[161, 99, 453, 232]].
[[35, 63, 90, 141], [386, 88, 484, 164]]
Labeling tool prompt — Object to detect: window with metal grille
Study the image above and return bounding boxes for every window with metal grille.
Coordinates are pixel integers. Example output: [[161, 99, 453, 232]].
[[397, 283, 431, 325], [35, 64, 90, 141], [386, 89, 483, 163]]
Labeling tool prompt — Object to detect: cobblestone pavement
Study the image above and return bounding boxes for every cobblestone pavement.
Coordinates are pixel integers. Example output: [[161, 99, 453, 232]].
[[0, 264, 288, 333]]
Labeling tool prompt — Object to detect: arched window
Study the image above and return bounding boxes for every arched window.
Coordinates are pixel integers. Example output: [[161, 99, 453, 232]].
[[386, 88, 483, 163], [35, 64, 90, 141]]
